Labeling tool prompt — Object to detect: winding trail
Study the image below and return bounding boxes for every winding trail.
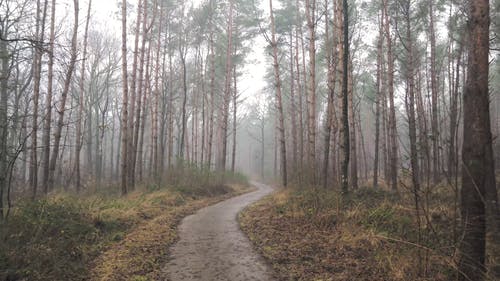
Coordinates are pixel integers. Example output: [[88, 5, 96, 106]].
[[162, 182, 275, 281]]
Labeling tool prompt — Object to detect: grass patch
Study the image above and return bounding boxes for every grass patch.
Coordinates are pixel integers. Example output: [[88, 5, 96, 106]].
[[239, 185, 477, 281], [0, 169, 250, 281]]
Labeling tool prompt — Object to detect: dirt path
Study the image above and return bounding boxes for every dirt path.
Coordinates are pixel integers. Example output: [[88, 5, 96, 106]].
[[161, 182, 275, 281]]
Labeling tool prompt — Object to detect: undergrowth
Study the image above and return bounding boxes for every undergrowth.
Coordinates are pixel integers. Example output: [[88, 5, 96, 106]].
[[0, 168, 249, 281], [239, 184, 491, 281]]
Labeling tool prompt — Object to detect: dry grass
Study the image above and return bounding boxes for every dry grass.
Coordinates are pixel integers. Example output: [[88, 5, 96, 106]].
[[0, 169, 251, 281], [90, 183, 252, 281], [239, 185, 471, 281]]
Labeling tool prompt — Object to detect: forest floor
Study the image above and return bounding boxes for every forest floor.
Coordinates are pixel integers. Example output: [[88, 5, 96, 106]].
[[0, 170, 251, 281], [239, 183, 500, 281], [162, 181, 275, 281]]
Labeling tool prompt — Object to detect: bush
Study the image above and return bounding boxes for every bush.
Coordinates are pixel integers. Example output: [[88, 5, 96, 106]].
[[0, 197, 101, 281]]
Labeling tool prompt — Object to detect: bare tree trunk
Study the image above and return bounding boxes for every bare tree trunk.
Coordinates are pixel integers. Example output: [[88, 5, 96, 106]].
[[152, 4, 163, 179], [218, 0, 234, 172], [120, 0, 129, 196], [127, 0, 142, 183], [207, 5, 215, 170], [340, 0, 349, 193], [294, 18, 304, 181], [449, 42, 463, 180], [167, 42, 174, 168], [383, 0, 398, 191], [373, 10, 382, 189], [131, 0, 149, 188], [269, 0, 287, 187], [231, 65, 237, 173], [261, 118, 265, 180], [323, 0, 337, 189], [429, 0, 439, 184], [348, 60, 358, 189], [289, 31, 297, 176], [416, 65, 431, 188], [402, 2, 422, 273], [41, 0, 55, 193], [48, 0, 79, 189], [74, 0, 92, 192], [200, 48, 207, 166], [179, 19, 188, 161], [0, 38, 8, 217], [30, 0, 48, 198], [459, 0, 497, 279], [357, 107, 368, 182], [138, 42, 152, 181], [305, 0, 316, 183]]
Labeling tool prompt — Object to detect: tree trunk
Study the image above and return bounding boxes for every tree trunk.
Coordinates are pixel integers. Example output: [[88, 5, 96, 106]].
[[449, 42, 463, 180], [294, 20, 304, 181], [269, 0, 287, 187], [403, 2, 422, 273], [323, 0, 337, 189], [289, 31, 297, 176], [207, 5, 215, 169], [373, 10, 382, 189], [383, 0, 398, 191], [429, 0, 439, 184], [459, 0, 495, 279], [179, 28, 188, 161], [138, 42, 152, 181], [74, 0, 91, 192], [305, 0, 316, 182], [348, 60, 358, 189], [30, 0, 48, 198], [120, 0, 129, 196], [47, 0, 79, 189], [152, 4, 163, 179], [41, 0, 56, 193], [0, 39, 8, 217], [218, 0, 234, 172], [127, 0, 142, 182], [131, 0, 149, 188], [231, 65, 237, 173], [340, 0, 350, 193]]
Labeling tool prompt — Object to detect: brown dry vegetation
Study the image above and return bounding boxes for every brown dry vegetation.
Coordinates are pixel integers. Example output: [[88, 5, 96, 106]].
[[239, 184, 499, 281], [0, 169, 250, 281]]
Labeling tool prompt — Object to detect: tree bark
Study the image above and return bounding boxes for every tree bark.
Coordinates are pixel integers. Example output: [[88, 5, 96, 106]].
[[269, 0, 287, 187], [289, 31, 297, 175], [429, 0, 439, 184], [340, 0, 350, 193], [30, 0, 48, 198], [0, 37, 8, 217], [459, 0, 496, 279], [120, 0, 129, 195], [383, 0, 398, 191], [131, 0, 149, 187], [231, 65, 237, 173], [323, 0, 337, 189], [207, 2, 215, 169], [74, 0, 92, 192], [152, 3, 163, 179], [373, 10, 382, 189], [305, 0, 316, 182], [348, 60, 358, 189], [41, 0, 56, 194], [218, 0, 234, 172], [47, 0, 79, 189]]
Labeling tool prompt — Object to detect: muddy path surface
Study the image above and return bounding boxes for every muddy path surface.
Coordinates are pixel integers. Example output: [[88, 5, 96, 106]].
[[162, 182, 275, 281]]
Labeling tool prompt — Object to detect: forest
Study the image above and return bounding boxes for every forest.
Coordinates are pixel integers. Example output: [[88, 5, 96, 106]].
[[0, 0, 499, 280]]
